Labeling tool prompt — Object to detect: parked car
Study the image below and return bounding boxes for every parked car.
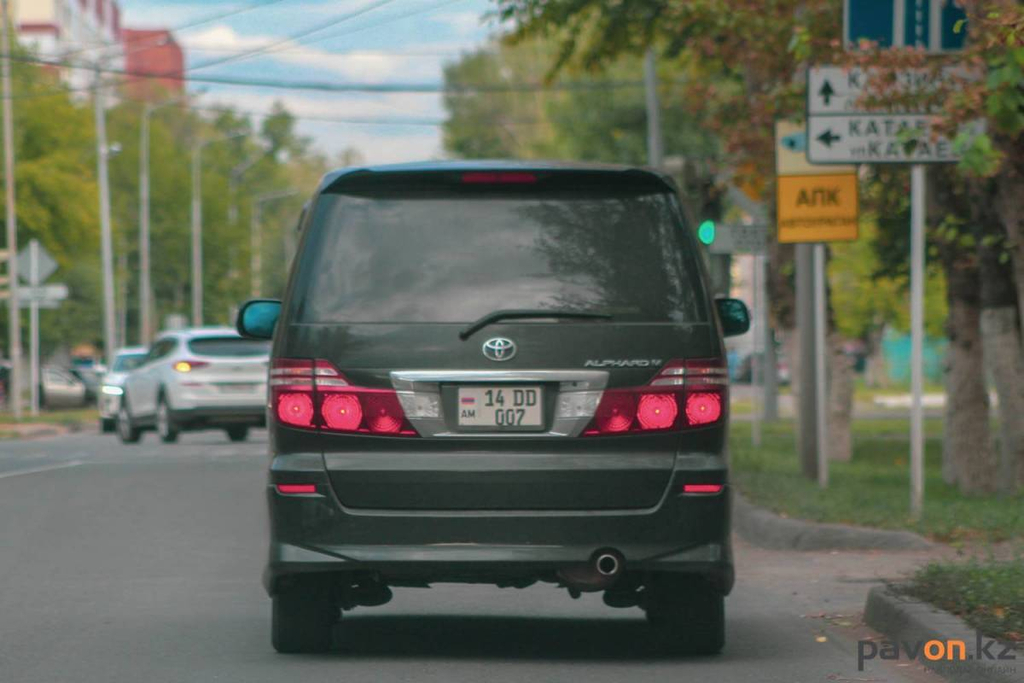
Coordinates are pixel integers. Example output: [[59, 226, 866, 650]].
[[39, 366, 89, 409], [117, 328, 270, 444], [69, 357, 107, 404], [236, 161, 750, 654], [98, 347, 149, 432]]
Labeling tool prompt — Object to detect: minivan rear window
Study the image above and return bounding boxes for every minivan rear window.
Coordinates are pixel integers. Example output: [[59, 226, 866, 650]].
[[294, 188, 707, 324], [188, 337, 271, 357]]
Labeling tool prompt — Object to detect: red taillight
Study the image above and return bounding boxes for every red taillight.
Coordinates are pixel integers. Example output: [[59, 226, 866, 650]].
[[584, 359, 727, 436], [682, 483, 724, 494], [321, 393, 362, 431], [275, 483, 317, 495], [685, 392, 722, 425], [270, 359, 417, 436], [461, 171, 537, 184], [594, 392, 637, 433], [277, 392, 315, 428], [637, 393, 678, 429]]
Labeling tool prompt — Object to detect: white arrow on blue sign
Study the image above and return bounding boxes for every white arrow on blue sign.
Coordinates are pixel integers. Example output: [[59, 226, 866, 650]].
[[844, 0, 966, 52]]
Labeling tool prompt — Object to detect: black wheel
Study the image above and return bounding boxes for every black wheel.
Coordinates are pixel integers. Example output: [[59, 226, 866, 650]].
[[156, 396, 180, 444], [100, 418, 116, 433], [644, 575, 725, 655], [117, 401, 142, 444], [226, 426, 249, 442], [271, 582, 338, 654]]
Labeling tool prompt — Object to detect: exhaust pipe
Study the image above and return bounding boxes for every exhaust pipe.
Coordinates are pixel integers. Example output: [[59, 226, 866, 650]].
[[595, 552, 620, 577], [557, 549, 625, 592]]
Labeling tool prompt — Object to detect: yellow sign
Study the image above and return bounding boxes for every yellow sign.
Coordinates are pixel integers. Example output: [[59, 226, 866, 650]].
[[777, 174, 859, 243], [776, 120, 855, 177]]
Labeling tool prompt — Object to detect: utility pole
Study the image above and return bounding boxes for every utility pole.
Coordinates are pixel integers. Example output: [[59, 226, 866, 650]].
[[1, 0, 22, 418], [139, 96, 182, 344], [643, 48, 664, 168], [94, 66, 117, 367], [251, 189, 298, 298], [796, 243, 819, 481], [190, 143, 203, 327], [139, 103, 153, 345], [191, 133, 245, 327]]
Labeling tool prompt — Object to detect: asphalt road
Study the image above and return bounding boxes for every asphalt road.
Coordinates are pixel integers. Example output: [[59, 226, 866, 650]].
[[0, 430, 941, 682]]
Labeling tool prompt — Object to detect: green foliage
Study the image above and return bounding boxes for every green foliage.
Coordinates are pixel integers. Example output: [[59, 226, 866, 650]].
[[729, 419, 1024, 543], [0, 53, 327, 360], [905, 560, 1024, 644]]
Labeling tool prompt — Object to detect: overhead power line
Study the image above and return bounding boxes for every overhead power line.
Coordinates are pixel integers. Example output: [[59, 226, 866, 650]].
[[6, 53, 650, 96], [188, 0, 401, 72]]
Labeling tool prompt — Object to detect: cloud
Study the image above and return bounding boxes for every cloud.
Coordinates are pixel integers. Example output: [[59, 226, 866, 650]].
[[183, 25, 454, 83]]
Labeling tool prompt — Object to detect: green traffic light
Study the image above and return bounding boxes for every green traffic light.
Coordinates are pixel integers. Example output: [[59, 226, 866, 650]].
[[697, 220, 716, 245]]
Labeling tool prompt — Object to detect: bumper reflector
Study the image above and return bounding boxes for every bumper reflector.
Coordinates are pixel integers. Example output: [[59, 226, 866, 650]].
[[682, 484, 724, 494], [275, 484, 317, 495]]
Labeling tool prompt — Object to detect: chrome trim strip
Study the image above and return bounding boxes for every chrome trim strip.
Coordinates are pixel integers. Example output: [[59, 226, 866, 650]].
[[389, 369, 608, 438]]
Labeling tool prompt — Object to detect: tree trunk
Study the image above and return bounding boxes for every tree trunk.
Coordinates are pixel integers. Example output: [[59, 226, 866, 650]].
[[942, 264, 998, 493], [827, 333, 854, 461], [979, 307, 1024, 491], [971, 178, 1024, 493], [993, 134, 1024, 340]]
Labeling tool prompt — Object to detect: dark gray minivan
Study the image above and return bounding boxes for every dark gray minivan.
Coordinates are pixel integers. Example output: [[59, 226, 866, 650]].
[[237, 161, 750, 654]]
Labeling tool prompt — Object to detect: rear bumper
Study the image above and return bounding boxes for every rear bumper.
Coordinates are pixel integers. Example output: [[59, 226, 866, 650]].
[[170, 405, 266, 429], [264, 451, 733, 596]]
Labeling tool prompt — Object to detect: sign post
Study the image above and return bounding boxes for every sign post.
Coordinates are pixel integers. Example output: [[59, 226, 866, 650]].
[[29, 240, 39, 415], [777, 120, 858, 488], [806, 60, 970, 516], [15, 240, 66, 415]]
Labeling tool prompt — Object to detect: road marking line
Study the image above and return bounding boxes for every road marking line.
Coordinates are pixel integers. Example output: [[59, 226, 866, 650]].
[[0, 460, 85, 480]]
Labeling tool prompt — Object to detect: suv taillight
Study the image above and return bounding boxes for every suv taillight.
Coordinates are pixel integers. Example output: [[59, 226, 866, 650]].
[[583, 359, 727, 436], [270, 359, 417, 436]]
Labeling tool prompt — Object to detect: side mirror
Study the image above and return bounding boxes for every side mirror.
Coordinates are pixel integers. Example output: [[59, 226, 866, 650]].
[[237, 299, 282, 340], [715, 298, 751, 337]]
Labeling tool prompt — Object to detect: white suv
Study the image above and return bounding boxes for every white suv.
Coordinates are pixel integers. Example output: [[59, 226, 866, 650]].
[[117, 328, 270, 444]]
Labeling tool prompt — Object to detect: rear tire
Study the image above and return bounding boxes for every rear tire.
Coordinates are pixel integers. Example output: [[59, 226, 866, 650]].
[[271, 582, 338, 654], [116, 401, 142, 444], [226, 426, 249, 442], [100, 418, 115, 433], [644, 575, 725, 655], [156, 397, 179, 444]]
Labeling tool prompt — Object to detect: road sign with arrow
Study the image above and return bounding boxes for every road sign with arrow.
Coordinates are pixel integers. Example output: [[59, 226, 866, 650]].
[[806, 65, 979, 164]]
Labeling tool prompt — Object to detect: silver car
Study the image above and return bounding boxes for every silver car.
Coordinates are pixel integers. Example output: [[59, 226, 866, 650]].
[[98, 347, 149, 432], [118, 328, 270, 444]]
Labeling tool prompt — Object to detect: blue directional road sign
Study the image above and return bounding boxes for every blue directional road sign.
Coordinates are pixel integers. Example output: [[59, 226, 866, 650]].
[[844, 0, 967, 52]]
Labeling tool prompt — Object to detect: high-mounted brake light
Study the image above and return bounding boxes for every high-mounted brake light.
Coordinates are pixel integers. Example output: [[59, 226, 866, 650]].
[[269, 359, 417, 436], [584, 359, 727, 436], [461, 171, 537, 184]]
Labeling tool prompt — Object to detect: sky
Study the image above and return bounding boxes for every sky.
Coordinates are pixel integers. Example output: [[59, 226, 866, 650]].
[[119, 0, 500, 164]]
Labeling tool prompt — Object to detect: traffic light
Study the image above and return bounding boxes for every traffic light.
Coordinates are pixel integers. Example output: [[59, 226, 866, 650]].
[[697, 219, 716, 245]]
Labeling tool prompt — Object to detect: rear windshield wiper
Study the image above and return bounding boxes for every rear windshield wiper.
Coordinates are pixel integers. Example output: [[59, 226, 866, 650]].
[[459, 309, 612, 340]]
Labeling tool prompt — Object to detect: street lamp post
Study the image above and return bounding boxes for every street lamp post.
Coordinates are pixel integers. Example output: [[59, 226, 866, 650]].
[[138, 97, 181, 345], [251, 190, 298, 298], [191, 133, 244, 327]]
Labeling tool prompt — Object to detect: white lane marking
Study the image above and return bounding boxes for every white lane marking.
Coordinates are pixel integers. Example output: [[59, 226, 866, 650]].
[[0, 459, 85, 480]]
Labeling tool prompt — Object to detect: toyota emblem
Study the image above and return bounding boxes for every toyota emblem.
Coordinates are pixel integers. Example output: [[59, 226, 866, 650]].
[[482, 337, 517, 362]]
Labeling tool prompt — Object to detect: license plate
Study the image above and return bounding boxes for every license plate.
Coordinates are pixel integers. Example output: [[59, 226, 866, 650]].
[[457, 386, 543, 429]]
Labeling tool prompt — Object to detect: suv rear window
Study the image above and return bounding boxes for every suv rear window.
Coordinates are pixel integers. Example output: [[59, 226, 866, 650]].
[[188, 337, 271, 357], [294, 186, 707, 324]]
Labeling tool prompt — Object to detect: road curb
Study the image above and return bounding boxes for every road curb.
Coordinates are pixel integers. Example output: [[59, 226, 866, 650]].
[[864, 585, 1023, 683], [731, 489, 935, 551]]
